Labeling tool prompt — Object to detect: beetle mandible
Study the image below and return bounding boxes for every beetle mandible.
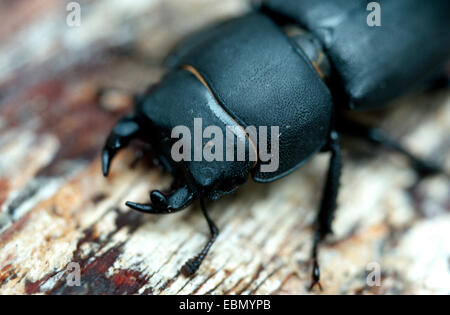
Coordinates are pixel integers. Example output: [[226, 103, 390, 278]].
[[101, 0, 450, 290]]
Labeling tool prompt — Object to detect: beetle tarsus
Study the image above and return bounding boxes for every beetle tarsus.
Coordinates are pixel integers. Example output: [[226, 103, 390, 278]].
[[309, 230, 324, 292], [309, 261, 323, 292], [181, 197, 219, 277], [181, 257, 201, 277]]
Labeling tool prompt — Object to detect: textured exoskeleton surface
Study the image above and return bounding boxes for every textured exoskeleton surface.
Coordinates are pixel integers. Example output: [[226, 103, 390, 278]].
[[168, 12, 333, 182], [264, 0, 450, 110]]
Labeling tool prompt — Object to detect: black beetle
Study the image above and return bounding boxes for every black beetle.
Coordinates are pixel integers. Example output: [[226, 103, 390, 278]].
[[102, 0, 450, 290]]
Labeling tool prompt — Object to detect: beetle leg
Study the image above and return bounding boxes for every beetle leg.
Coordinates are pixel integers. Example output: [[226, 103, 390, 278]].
[[180, 197, 219, 277], [310, 130, 342, 291], [125, 184, 195, 214], [338, 118, 441, 176], [127, 185, 218, 276], [102, 115, 141, 176]]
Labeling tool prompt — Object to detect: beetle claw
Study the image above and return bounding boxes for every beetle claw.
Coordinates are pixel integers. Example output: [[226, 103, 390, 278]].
[[309, 280, 323, 292], [308, 261, 323, 291]]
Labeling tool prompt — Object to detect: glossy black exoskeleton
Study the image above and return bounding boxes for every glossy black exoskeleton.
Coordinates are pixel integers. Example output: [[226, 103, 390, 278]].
[[102, 0, 450, 290]]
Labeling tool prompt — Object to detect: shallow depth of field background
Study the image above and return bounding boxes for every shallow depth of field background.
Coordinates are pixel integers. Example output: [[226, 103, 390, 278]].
[[0, 0, 449, 294]]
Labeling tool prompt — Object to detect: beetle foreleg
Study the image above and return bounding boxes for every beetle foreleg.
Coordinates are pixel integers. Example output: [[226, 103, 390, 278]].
[[102, 115, 141, 176], [180, 197, 219, 277], [310, 131, 342, 291]]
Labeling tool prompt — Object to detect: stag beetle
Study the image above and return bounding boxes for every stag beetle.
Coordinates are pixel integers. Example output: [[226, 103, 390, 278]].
[[102, 0, 450, 290]]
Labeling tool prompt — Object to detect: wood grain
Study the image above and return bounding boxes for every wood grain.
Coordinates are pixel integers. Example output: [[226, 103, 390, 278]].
[[0, 0, 449, 295]]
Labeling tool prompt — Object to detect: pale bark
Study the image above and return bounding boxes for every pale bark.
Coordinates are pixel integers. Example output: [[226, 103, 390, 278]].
[[0, 0, 449, 295]]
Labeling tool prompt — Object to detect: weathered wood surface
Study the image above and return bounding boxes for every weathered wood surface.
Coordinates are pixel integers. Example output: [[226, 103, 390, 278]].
[[0, 0, 449, 295]]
